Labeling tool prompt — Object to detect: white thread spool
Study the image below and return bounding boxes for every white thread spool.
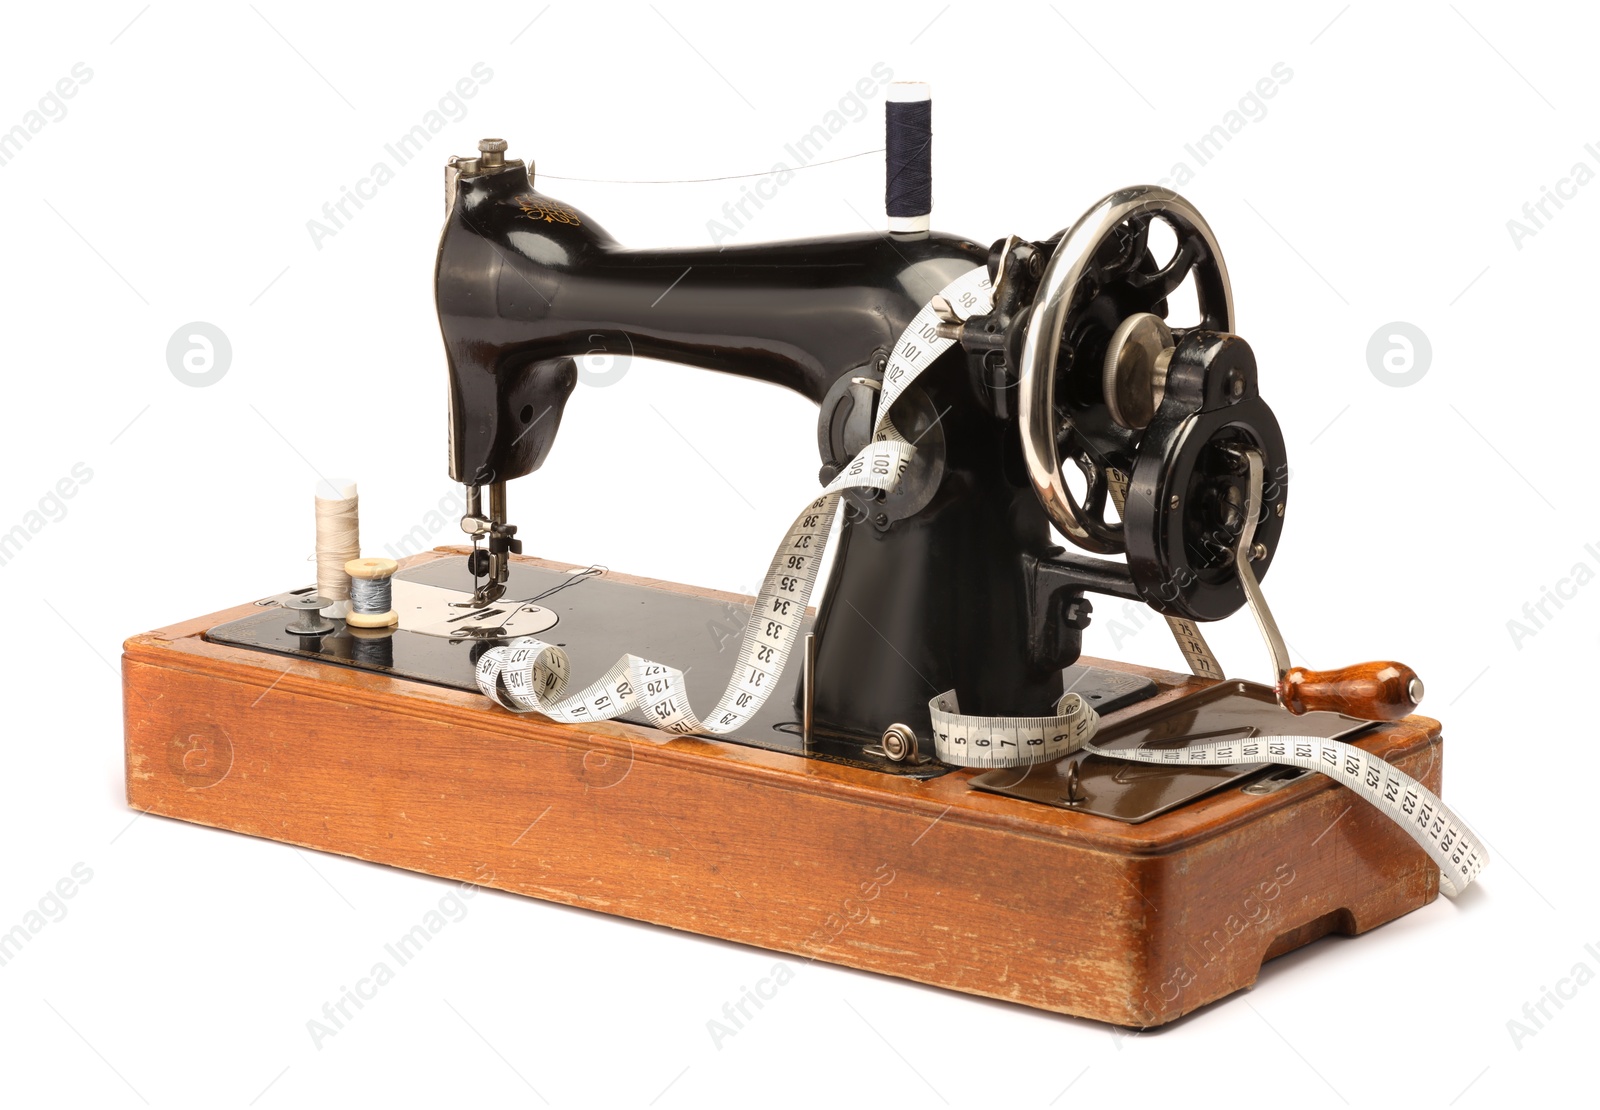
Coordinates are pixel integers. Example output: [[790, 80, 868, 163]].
[[345, 557, 399, 628], [315, 479, 360, 618]]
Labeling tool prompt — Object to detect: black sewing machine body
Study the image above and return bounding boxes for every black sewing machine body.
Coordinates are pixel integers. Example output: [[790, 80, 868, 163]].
[[435, 164, 989, 463], [433, 147, 1293, 746]]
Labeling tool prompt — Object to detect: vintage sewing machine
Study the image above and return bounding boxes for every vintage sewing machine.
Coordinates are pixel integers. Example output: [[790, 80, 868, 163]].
[[124, 101, 1463, 1026]]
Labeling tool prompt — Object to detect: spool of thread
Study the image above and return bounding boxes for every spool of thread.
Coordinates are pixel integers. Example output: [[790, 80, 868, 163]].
[[315, 479, 361, 618], [885, 82, 932, 233], [345, 557, 399, 628]]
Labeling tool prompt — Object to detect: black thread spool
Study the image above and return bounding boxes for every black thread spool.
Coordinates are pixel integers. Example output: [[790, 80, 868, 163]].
[[885, 82, 932, 233]]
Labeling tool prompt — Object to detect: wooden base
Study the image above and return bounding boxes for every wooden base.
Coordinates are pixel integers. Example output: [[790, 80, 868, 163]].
[[123, 551, 1442, 1027]]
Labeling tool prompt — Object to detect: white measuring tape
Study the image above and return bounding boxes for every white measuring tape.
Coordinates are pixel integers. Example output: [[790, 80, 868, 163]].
[[474, 263, 1487, 895], [1086, 730, 1487, 897], [928, 690, 1100, 769]]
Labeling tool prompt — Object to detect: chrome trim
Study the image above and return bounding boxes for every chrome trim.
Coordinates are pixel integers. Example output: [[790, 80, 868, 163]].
[[1228, 444, 1292, 683]]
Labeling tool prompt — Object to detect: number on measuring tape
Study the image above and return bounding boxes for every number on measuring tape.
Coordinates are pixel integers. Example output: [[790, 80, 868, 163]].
[[927, 690, 1101, 769]]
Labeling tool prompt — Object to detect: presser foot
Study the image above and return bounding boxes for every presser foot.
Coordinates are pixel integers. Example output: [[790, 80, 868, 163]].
[[458, 480, 519, 610]]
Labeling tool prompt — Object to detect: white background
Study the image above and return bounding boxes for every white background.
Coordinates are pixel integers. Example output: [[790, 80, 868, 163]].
[[1, 1, 1594, 1106]]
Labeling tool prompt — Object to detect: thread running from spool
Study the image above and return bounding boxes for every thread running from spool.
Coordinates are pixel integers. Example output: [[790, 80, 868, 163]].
[[315, 479, 360, 618], [345, 557, 399, 628]]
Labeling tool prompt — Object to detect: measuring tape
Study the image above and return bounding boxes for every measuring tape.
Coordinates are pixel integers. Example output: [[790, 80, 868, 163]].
[[1086, 730, 1487, 896], [928, 690, 1100, 768], [474, 264, 1487, 895]]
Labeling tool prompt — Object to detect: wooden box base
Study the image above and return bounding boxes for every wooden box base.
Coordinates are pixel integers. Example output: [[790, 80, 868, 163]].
[[122, 552, 1441, 1027]]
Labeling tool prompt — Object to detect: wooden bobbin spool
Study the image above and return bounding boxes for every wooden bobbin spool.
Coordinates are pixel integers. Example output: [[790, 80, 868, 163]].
[[344, 557, 399, 628]]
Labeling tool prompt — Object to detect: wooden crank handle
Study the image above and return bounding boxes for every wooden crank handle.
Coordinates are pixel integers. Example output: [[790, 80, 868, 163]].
[[1279, 662, 1423, 721]]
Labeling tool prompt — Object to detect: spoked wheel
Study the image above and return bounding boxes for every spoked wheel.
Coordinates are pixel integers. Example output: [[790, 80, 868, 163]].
[[1019, 186, 1233, 555]]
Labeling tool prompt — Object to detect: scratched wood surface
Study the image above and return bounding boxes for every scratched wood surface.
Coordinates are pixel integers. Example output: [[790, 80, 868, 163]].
[[123, 549, 1442, 1026]]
